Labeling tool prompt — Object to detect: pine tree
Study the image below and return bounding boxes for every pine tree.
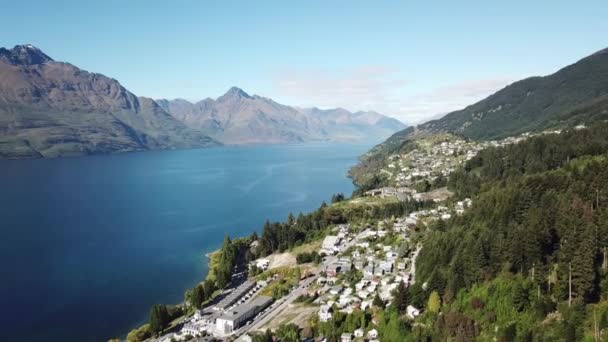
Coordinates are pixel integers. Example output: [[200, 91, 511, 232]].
[[149, 304, 169, 336], [392, 281, 409, 313], [191, 284, 205, 308], [373, 292, 385, 309]]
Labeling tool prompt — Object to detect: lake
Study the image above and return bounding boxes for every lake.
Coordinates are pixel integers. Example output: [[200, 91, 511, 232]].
[[0, 141, 375, 341]]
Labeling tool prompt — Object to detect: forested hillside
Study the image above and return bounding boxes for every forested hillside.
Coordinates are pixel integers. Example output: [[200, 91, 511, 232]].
[[412, 122, 608, 340], [351, 48, 608, 179], [416, 48, 608, 140]]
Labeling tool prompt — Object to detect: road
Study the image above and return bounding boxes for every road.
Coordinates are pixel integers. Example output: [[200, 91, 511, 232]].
[[235, 235, 359, 337], [409, 245, 422, 284], [238, 273, 317, 335]]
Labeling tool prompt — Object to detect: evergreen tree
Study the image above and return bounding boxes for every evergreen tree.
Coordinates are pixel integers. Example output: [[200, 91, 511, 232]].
[[392, 280, 409, 313], [191, 284, 205, 308], [149, 304, 169, 336], [373, 292, 385, 309]]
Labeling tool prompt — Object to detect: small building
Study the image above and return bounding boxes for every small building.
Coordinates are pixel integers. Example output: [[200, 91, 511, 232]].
[[330, 285, 344, 296], [407, 305, 421, 319], [354, 328, 364, 338], [254, 258, 270, 271], [341, 332, 353, 342], [379, 261, 393, 274], [354, 261, 364, 270], [321, 235, 341, 255], [181, 321, 205, 337], [363, 265, 374, 277], [319, 304, 333, 322], [326, 263, 342, 277], [367, 328, 379, 339], [216, 296, 273, 335]]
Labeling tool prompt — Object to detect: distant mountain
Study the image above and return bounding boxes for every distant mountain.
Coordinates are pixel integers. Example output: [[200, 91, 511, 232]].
[[300, 107, 406, 141], [0, 45, 218, 159], [157, 88, 406, 144], [403, 47, 608, 141]]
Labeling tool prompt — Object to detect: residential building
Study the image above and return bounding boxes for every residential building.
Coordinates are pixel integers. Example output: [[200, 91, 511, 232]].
[[216, 296, 273, 335]]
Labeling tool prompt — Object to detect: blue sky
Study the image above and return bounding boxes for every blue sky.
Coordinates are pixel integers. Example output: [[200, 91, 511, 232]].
[[1, 0, 607, 124]]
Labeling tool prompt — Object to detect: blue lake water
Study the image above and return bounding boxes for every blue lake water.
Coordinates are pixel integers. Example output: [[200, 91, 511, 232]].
[[0, 141, 375, 341]]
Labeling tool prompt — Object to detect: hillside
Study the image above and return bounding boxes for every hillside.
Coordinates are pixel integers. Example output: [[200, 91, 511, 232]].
[[417, 47, 608, 140], [157, 89, 406, 145], [0, 45, 218, 159], [411, 123, 608, 340], [350, 48, 608, 186]]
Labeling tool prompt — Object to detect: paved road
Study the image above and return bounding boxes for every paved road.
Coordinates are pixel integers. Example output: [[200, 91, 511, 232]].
[[410, 245, 422, 284], [239, 274, 318, 335], [235, 236, 359, 337]]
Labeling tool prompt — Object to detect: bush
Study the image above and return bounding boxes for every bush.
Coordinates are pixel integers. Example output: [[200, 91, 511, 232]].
[[296, 251, 321, 264], [126, 324, 151, 342]]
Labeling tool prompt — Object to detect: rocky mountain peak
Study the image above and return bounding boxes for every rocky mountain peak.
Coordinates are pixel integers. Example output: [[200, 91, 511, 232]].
[[217, 86, 252, 101], [592, 47, 608, 57], [0, 44, 53, 65]]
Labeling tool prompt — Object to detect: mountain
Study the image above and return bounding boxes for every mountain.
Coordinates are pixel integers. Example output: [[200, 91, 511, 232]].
[[350, 47, 608, 189], [300, 107, 407, 141], [388, 47, 608, 143], [0, 45, 218, 159], [157, 88, 406, 144], [157, 87, 325, 144]]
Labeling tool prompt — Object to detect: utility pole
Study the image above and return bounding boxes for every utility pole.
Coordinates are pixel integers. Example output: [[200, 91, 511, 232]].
[[531, 263, 535, 280], [569, 262, 572, 307], [595, 307, 599, 342]]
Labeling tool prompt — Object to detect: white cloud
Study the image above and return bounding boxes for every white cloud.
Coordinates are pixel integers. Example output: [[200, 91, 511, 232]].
[[272, 66, 517, 125], [397, 77, 517, 124], [273, 65, 405, 109]]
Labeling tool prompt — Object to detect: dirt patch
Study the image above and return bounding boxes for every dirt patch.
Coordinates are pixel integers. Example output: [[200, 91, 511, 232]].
[[267, 252, 297, 269], [418, 187, 454, 202], [291, 240, 322, 255], [257, 303, 318, 331]]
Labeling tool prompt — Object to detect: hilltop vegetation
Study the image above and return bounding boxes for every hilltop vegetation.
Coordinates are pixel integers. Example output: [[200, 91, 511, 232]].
[[353, 47, 608, 172], [418, 48, 608, 140], [411, 122, 608, 340]]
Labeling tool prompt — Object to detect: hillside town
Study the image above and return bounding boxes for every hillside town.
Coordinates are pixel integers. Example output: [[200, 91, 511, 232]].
[[363, 130, 564, 202], [143, 125, 595, 342], [151, 191, 474, 342]]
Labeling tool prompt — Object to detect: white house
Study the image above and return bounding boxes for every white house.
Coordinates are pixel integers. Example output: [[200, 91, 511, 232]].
[[367, 329, 379, 339], [321, 235, 341, 255], [181, 321, 205, 337], [341, 333, 353, 342], [407, 305, 421, 319], [254, 258, 270, 271], [361, 300, 372, 310], [319, 305, 333, 322]]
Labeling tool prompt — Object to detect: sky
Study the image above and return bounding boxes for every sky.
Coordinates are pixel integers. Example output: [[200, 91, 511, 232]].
[[1, 0, 607, 124]]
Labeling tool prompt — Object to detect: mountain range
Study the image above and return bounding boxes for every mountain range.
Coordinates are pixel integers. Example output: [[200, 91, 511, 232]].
[[0, 45, 405, 159], [156, 89, 405, 145], [0, 45, 218, 159]]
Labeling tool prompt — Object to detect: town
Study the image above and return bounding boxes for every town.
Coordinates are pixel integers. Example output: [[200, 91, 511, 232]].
[[361, 129, 565, 202], [153, 198, 473, 342], [146, 126, 582, 342]]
